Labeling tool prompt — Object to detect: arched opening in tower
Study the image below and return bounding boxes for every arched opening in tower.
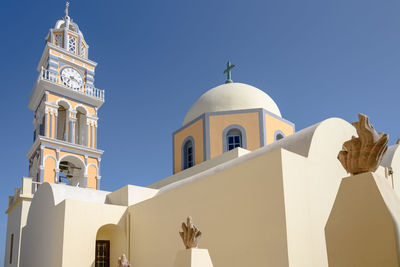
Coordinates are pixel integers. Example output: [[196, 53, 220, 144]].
[[58, 155, 85, 186], [75, 107, 88, 146]]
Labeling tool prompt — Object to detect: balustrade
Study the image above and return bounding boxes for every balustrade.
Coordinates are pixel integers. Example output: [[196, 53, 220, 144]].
[[39, 67, 104, 101]]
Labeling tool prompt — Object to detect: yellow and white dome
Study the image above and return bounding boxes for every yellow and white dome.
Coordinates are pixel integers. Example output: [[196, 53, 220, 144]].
[[183, 82, 281, 126]]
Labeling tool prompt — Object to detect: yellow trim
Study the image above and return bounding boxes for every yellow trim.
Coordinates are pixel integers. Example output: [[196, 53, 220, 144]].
[[265, 114, 294, 144], [209, 112, 260, 159], [47, 93, 97, 116], [50, 50, 61, 57], [44, 156, 56, 183], [50, 49, 94, 71], [67, 31, 79, 39]]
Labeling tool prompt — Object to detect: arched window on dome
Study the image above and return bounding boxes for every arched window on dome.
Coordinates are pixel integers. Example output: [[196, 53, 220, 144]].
[[274, 130, 285, 141], [227, 129, 242, 151], [182, 137, 195, 170], [223, 125, 247, 152]]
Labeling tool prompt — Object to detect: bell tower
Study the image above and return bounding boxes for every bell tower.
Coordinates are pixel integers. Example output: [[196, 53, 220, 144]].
[[27, 3, 104, 189]]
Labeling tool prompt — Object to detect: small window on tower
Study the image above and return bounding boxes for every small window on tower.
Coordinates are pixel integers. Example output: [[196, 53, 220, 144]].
[[68, 35, 77, 53], [54, 33, 63, 47], [9, 233, 14, 264]]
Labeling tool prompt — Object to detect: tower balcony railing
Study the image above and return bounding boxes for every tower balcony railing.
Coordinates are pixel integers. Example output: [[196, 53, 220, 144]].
[[39, 67, 105, 101]]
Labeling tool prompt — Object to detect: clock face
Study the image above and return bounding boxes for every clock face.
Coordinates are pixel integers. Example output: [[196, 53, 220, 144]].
[[60, 67, 83, 90]]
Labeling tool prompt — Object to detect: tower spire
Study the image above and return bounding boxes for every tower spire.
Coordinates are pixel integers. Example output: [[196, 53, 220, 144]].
[[65, 2, 70, 18]]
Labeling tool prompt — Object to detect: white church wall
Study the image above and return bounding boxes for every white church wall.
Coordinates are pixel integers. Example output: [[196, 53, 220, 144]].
[[129, 148, 290, 267], [96, 224, 127, 267], [278, 118, 356, 266], [381, 144, 400, 197], [20, 183, 66, 267], [128, 117, 358, 267], [150, 147, 251, 189], [280, 149, 313, 266], [61, 199, 127, 267], [19, 182, 128, 267], [301, 118, 356, 266], [106, 185, 158, 206], [4, 177, 34, 267], [325, 172, 400, 266], [4, 200, 31, 267]]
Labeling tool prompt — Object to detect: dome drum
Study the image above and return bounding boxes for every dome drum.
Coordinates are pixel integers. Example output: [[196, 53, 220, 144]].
[[183, 83, 282, 126], [172, 82, 294, 173]]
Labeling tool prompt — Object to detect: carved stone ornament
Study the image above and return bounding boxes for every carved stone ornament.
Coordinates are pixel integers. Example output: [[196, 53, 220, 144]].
[[117, 254, 131, 267], [179, 216, 202, 249], [338, 113, 388, 175]]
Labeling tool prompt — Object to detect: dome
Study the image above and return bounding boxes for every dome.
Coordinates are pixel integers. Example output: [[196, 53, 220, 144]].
[[183, 82, 281, 126]]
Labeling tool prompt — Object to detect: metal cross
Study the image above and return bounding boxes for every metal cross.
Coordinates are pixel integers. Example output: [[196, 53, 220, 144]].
[[65, 2, 70, 17], [223, 61, 235, 84]]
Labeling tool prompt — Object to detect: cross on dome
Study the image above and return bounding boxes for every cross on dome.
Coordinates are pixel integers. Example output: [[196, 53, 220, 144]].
[[223, 61, 235, 84]]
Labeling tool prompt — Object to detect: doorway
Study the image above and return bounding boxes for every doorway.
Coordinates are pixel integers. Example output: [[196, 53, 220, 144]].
[[95, 240, 110, 267]]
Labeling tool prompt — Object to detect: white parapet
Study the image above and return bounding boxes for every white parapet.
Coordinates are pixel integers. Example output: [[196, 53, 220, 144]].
[[173, 248, 213, 267]]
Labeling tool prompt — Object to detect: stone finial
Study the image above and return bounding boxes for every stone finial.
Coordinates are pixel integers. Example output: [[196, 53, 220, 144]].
[[179, 216, 202, 249], [338, 113, 388, 175], [117, 254, 131, 267], [65, 2, 70, 18]]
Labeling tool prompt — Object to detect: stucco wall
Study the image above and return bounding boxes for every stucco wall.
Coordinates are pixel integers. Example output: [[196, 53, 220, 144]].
[[265, 113, 294, 144], [44, 156, 56, 183], [61, 199, 127, 267], [19, 183, 127, 267], [136, 117, 356, 267], [4, 200, 31, 267], [96, 224, 127, 267], [20, 184, 66, 267], [129, 149, 289, 267], [209, 112, 260, 159], [325, 172, 400, 267]]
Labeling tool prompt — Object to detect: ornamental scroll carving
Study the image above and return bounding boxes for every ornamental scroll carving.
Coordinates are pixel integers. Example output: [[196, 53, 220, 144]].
[[179, 216, 202, 249], [338, 113, 388, 175]]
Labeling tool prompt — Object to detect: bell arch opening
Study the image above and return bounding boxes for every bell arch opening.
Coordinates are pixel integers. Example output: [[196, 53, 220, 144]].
[[57, 101, 69, 141], [58, 155, 85, 187], [75, 106, 88, 146]]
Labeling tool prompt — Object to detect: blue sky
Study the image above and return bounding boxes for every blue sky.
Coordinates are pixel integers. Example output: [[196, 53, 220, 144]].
[[1, 0, 400, 262]]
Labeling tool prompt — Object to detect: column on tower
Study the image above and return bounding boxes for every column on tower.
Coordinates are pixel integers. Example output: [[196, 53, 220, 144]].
[[86, 118, 98, 148], [69, 110, 76, 143]]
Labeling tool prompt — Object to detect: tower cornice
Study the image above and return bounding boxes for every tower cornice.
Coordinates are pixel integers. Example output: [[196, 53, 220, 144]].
[[26, 136, 104, 160], [37, 43, 97, 73]]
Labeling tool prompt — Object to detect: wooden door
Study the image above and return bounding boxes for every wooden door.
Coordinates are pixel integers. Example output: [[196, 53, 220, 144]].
[[95, 240, 110, 267]]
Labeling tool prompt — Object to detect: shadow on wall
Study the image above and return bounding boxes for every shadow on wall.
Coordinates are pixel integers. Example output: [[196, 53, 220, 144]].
[[91, 223, 127, 267]]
